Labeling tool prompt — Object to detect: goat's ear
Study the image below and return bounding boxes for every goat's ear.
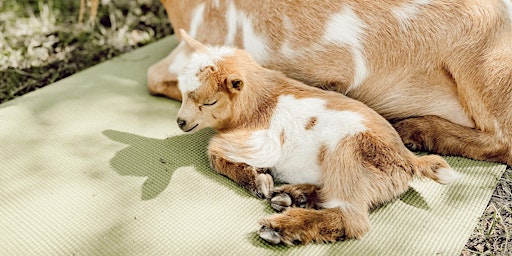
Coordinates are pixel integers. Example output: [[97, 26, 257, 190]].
[[179, 29, 207, 52], [199, 65, 218, 73], [226, 73, 244, 93]]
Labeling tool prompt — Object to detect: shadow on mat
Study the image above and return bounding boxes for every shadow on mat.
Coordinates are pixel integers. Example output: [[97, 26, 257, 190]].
[[103, 128, 249, 200], [399, 187, 430, 210], [102, 129, 432, 208]]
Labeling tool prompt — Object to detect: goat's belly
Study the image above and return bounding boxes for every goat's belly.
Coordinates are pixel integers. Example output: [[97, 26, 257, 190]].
[[345, 71, 475, 127], [271, 151, 322, 185]]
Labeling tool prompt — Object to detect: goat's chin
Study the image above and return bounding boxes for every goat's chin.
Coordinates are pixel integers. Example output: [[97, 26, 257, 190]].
[[182, 123, 200, 133]]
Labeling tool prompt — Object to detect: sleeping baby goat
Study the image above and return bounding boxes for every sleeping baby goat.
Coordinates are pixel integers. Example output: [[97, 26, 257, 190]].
[[175, 29, 461, 245]]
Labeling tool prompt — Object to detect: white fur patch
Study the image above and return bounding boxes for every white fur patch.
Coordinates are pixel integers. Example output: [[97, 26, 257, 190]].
[[225, 95, 368, 185], [241, 17, 267, 63], [172, 3, 205, 86], [279, 41, 298, 59], [279, 16, 301, 59], [188, 3, 206, 38], [323, 7, 368, 92], [167, 42, 188, 75], [392, 0, 430, 30], [224, 1, 269, 64], [436, 168, 463, 185], [503, 0, 512, 24], [320, 199, 352, 210], [212, 0, 220, 9], [225, 1, 237, 45], [167, 3, 206, 77], [177, 46, 236, 93], [494, 120, 505, 141]]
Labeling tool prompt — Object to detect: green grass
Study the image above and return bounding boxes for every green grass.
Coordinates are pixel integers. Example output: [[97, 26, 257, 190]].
[[0, 0, 171, 103], [1, 1, 511, 255]]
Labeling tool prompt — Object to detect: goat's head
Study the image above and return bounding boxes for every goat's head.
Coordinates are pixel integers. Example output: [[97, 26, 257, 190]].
[[176, 29, 248, 132]]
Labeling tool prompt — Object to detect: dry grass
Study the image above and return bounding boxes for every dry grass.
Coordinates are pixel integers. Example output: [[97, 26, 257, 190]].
[[462, 167, 512, 256], [1, 1, 510, 255]]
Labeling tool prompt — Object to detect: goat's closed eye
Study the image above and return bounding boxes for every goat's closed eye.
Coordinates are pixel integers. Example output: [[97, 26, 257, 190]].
[[203, 100, 218, 106]]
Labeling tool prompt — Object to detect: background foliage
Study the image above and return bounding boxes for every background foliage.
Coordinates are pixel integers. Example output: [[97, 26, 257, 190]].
[[0, 0, 171, 103]]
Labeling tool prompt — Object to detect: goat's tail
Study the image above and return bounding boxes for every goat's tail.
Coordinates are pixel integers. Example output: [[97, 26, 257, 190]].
[[413, 154, 462, 184]]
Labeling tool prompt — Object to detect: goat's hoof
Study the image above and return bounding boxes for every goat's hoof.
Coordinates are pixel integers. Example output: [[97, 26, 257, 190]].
[[255, 173, 274, 199], [392, 119, 426, 151], [404, 142, 419, 151], [269, 185, 311, 211], [270, 193, 292, 212], [258, 225, 282, 245]]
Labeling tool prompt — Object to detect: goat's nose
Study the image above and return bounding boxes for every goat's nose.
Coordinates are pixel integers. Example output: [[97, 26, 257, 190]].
[[177, 118, 187, 129]]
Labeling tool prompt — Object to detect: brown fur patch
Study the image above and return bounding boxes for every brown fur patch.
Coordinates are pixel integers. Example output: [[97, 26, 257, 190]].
[[317, 144, 327, 164], [305, 116, 318, 130]]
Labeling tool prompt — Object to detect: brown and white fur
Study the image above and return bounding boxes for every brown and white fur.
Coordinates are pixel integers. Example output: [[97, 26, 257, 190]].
[[148, 0, 512, 166], [175, 30, 461, 245]]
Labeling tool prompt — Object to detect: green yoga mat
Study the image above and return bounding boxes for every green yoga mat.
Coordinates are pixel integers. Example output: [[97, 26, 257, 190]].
[[0, 36, 506, 255]]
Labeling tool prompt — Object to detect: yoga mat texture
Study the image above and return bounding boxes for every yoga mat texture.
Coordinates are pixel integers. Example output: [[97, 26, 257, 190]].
[[0, 36, 506, 255]]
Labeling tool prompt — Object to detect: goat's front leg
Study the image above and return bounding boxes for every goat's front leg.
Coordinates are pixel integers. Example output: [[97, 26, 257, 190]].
[[208, 154, 274, 199]]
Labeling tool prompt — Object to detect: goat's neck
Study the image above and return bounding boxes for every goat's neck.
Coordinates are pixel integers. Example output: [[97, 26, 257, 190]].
[[223, 69, 279, 132]]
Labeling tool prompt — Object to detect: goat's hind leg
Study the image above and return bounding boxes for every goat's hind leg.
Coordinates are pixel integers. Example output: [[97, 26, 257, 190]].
[[147, 42, 188, 101], [408, 27, 512, 166], [259, 206, 370, 245], [393, 115, 511, 165]]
